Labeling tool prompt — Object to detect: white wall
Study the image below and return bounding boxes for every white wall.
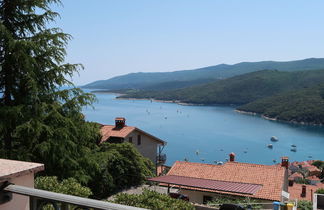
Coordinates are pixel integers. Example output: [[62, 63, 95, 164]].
[[126, 130, 159, 163], [179, 189, 270, 205], [1, 173, 34, 210]]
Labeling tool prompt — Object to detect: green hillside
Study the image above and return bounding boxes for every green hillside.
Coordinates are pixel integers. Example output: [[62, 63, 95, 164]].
[[83, 58, 324, 90], [118, 69, 324, 105], [238, 84, 324, 125]]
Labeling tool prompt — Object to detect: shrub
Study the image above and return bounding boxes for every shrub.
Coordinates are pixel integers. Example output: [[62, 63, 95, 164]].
[[113, 189, 195, 210], [315, 188, 324, 194], [35, 176, 92, 198], [297, 200, 312, 210]]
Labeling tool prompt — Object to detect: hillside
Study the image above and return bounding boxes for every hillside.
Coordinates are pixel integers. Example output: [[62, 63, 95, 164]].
[[83, 58, 324, 90], [118, 69, 324, 105], [238, 84, 324, 125]]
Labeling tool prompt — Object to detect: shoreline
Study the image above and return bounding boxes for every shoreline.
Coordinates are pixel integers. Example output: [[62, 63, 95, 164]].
[[91, 90, 323, 126], [235, 110, 323, 126]]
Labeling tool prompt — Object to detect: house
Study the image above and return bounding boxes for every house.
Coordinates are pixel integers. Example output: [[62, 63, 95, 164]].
[[149, 153, 289, 204], [0, 159, 44, 210], [100, 117, 167, 168]]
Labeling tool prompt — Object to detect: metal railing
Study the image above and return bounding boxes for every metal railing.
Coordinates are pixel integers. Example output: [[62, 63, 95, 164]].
[[3, 184, 146, 210]]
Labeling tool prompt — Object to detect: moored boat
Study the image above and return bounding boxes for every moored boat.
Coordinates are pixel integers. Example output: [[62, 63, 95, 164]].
[[270, 136, 279, 142]]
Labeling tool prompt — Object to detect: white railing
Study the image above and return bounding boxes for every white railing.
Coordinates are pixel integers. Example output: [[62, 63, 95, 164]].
[[4, 184, 146, 210]]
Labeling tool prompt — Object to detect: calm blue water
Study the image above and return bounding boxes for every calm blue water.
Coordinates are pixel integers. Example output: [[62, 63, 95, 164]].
[[83, 91, 324, 166]]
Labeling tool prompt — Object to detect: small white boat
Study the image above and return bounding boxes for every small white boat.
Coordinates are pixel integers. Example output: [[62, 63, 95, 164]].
[[267, 144, 273, 149], [271, 136, 279, 142]]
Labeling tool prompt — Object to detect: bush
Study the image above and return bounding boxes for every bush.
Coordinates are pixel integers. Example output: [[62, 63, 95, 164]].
[[88, 143, 155, 198], [315, 188, 324, 194], [113, 189, 194, 210], [35, 176, 92, 198], [297, 200, 312, 210], [207, 195, 262, 209]]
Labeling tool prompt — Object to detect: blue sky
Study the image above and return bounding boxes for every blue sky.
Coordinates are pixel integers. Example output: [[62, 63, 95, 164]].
[[53, 0, 324, 85]]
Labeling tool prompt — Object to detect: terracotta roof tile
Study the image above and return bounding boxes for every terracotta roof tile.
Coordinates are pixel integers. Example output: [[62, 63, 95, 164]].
[[100, 125, 166, 145], [100, 125, 135, 143], [163, 161, 286, 201]]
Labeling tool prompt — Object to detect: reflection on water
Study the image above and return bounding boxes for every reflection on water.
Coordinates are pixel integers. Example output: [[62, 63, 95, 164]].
[[83, 91, 324, 165]]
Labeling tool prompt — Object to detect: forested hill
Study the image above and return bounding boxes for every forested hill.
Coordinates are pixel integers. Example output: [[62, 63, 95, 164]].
[[83, 58, 324, 90], [118, 69, 324, 105], [238, 84, 324, 125]]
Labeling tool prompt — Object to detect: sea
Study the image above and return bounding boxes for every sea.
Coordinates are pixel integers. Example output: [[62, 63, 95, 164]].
[[82, 91, 324, 166]]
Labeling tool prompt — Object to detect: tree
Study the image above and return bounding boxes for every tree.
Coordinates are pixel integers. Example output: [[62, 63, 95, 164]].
[[88, 143, 155, 198], [35, 176, 92, 198], [113, 189, 195, 210], [0, 0, 99, 183]]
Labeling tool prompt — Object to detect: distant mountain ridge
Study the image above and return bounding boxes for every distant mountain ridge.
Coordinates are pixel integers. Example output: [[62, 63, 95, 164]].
[[83, 58, 324, 90], [117, 69, 324, 124]]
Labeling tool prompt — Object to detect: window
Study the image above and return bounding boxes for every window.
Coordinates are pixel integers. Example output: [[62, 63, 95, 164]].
[[137, 135, 141, 145], [129, 137, 132, 143], [203, 195, 213, 204]]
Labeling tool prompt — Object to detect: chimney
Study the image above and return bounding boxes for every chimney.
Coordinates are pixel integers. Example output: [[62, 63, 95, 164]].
[[281, 156, 289, 169], [229, 152, 235, 162], [115, 117, 126, 129], [301, 185, 306, 198]]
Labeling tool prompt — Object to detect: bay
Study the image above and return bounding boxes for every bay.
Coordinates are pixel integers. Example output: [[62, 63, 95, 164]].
[[83, 91, 324, 166]]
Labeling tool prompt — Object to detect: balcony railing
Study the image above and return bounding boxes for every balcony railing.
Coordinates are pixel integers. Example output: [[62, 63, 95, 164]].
[[157, 153, 166, 163], [3, 184, 146, 210]]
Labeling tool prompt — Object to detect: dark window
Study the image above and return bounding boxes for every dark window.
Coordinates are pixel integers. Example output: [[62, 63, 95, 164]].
[[137, 135, 141, 145], [203, 195, 213, 204], [129, 137, 133, 143]]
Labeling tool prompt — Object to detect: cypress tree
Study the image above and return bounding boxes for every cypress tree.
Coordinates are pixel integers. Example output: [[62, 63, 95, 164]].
[[0, 0, 99, 182]]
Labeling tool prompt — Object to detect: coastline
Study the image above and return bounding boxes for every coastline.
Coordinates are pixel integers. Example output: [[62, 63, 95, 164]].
[[91, 90, 323, 126], [235, 109, 323, 126]]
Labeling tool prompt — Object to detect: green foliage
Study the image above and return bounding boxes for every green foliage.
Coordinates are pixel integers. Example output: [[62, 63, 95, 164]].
[[295, 178, 311, 185], [239, 83, 324, 125], [312, 160, 324, 170], [315, 188, 324, 194], [113, 189, 194, 210], [35, 176, 92, 198], [119, 69, 324, 105], [88, 143, 154, 198], [84, 58, 324, 90], [297, 200, 313, 210], [207, 195, 262, 209], [0, 0, 101, 183]]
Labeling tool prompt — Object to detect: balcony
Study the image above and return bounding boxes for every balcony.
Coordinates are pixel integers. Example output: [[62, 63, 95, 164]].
[[157, 153, 166, 164], [2, 184, 146, 210]]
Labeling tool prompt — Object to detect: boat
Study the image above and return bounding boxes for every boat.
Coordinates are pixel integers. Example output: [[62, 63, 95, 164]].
[[291, 144, 297, 147], [270, 136, 279, 142], [267, 144, 273, 149], [290, 148, 297, 152]]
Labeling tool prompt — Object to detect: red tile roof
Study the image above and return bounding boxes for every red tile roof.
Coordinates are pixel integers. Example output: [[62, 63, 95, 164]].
[[156, 161, 286, 201], [100, 125, 166, 145], [289, 172, 303, 180], [149, 175, 263, 195], [100, 125, 135, 142]]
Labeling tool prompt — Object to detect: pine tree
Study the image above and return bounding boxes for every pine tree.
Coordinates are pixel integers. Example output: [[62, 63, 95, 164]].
[[0, 0, 99, 182]]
